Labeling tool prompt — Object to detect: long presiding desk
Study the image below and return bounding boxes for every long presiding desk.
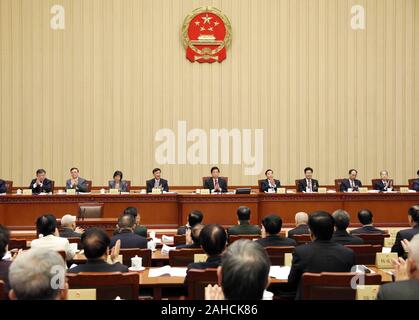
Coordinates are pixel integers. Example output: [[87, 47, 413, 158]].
[[1, 192, 418, 231]]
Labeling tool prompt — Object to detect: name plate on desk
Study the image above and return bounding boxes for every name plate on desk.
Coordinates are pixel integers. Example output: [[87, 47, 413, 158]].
[[318, 187, 327, 193], [358, 187, 368, 193], [66, 189, 76, 195], [22, 189, 32, 195], [284, 253, 292, 267], [194, 254, 208, 263], [376, 252, 398, 269], [356, 285, 379, 300], [109, 189, 120, 194], [200, 189, 210, 194], [68, 289, 96, 300], [400, 187, 409, 193], [152, 188, 162, 194], [277, 188, 287, 194]]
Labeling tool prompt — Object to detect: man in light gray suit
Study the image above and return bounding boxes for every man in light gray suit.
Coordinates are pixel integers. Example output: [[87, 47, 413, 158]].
[[66, 167, 89, 192]]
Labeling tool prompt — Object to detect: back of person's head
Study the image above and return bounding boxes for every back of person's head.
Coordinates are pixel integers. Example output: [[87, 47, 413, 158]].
[[295, 212, 309, 225], [188, 210, 204, 227], [237, 206, 251, 222], [123, 206, 138, 218], [332, 209, 350, 231], [408, 205, 419, 224], [221, 240, 270, 300], [199, 224, 227, 256], [358, 209, 373, 225], [9, 248, 66, 300], [262, 215, 282, 235], [60, 214, 76, 228], [191, 224, 204, 244], [118, 214, 136, 230], [36, 214, 57, 237], [0, 224, 10, 259], [81, 228, 110, 259], [308, 211, 335, 240]]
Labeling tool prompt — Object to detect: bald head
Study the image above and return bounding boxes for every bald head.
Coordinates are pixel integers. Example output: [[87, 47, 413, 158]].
[[295, 212, 308, 226], [118, 214, 136, 230]]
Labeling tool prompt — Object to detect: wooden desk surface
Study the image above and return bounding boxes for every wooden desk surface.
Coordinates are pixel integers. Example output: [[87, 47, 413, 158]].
[[72, 249, 169, 264]]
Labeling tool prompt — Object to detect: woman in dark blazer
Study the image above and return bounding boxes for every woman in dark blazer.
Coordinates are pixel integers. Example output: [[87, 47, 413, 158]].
[[108, 171, 129, 192]]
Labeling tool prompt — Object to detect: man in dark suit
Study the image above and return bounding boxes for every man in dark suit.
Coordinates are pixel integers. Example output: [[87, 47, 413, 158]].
[[340, 169, 363, 192], [256, 215, 296, 247], [260, 169, 281, 193], [59, 214, 84, 238], [110, 214, 147, 249], [288, 212, 310, 238], [373, 170, 394, 192], [176, 224, 204, 249], [378, 234, 419, 300], [65, 167, 89, 192], [297, 167, 319, 192], [0, 180, 6, 194], [227, 206, 261, 236], [203, 167, 228, 193], [116, 207, 148, 238], [331, 209, 364, 245], [412, 170, 419, 191], [350, 209, 385, 235], [392, 205, 419, 257], [29, 169, 53, 194], [146, 168, 169, 193], [288, 211, 356, 299], [0, 225, 12, 300], [177, 210, 203, 235], [68, 228, 128, 273]]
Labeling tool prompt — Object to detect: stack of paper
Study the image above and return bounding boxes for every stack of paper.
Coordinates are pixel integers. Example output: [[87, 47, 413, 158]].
[[162, 235, 174, 244], [161, 244, 176, 255], [269, 266, 291, 280], [148, 266, 187, 277]]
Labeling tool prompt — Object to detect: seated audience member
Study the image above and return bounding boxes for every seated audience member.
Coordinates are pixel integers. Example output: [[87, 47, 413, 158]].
[[108, 170, 129, 192], [288, 212, 310, 238], [331, 209, 364, 245], [177, 210, 204, 235], [110, 214, 147, 249], [0, 225, 12, 299], [0, 179, 6, 194], [120, 207, 147, 238], [392, 205, 419, 257], [8, 249, 68, 300], [412, 170, 419, 191], [31, 214, 76, 261], [256, 215, 296, 247], [205, 239, 271, 300], [350, 209, 385, 235], [227, 206, 261, 236], [176, 224, 204, 249], [187, 224, 227, 270], [68, 228, 128, 273], [59, 214, 84, 238], [288, 211, 356, 298], [378, 234, 419, 300]]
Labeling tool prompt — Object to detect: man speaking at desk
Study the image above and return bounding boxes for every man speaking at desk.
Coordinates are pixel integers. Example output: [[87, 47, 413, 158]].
[[204, 167, 228, 193], [29, 169, 53, 194]]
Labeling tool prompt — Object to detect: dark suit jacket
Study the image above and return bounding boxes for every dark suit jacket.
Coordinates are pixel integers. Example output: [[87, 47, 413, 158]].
[[0, 180, 6, 194], [134, 225, 148, 238], [187, 255, 222, 271], [297, 179, 319, 192], [146, 178, 169, 193], [65, 178, 88, 192], [288, 240, 355, 298], [413, 179, 419, 191], [203, 177, 228, 193], [392, 225, 419, 257], [177, 225, 189, 235], [377, 279, 419, 300], [373, 179, 394, 192], [256, 235, 297, 247], [332, 230, 364, 245], [288, 224, 310, 238], [0, 260, 11, 300], [110, 230, 147, 249], [29, 178, 53, 194], [261, 179, 281, 192], [350, 225, 385, 235], [108, 180, 129, 192], [340, 179, 362, 192], [59, 227, 81, 238], [227, 223, 261, 236], [67, 259, 129, 273], [176, 242, 201, 249]]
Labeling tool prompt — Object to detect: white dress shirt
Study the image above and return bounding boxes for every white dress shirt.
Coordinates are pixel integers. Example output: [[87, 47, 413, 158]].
[[31, 234, 75, 261]]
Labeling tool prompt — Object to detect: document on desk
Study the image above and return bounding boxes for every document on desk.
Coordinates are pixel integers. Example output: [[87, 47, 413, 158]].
[[148, 266, 187, 278], [269, 266, 291, 280]]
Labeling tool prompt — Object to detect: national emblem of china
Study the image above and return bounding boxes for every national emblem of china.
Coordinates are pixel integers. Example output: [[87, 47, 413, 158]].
[[182, 6, 232, 63]]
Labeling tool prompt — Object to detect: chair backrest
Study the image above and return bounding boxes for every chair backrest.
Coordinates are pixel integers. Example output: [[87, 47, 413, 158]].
[[345, 244, 382, 265], [169, 248, 205, 267], [289, 234, 312, 245], [8, 239, 28, 250], [49, 180, 55, 193], [119, 248, 152, 267], [258, 179, 265, 192], [85, 180, 92, 192], [174, 235, 186, 246], [0, 280, 4, 301], [228, 234, 261, 244], [67, 237, 82, 250], [408, 179, 416, 189], [125, 180, 131, 192], [356, 233, 390, 246], [334, 179, 344, 192], [4, 180, 13, 193], [202, 177, 229, 187], [301, 272, 382, 300], [78, 203, 104, 219], [295, 179, 301, 191], [186, 268, 218, 300], [265, 246, 295, 265], [66, 272, 139, 300]]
